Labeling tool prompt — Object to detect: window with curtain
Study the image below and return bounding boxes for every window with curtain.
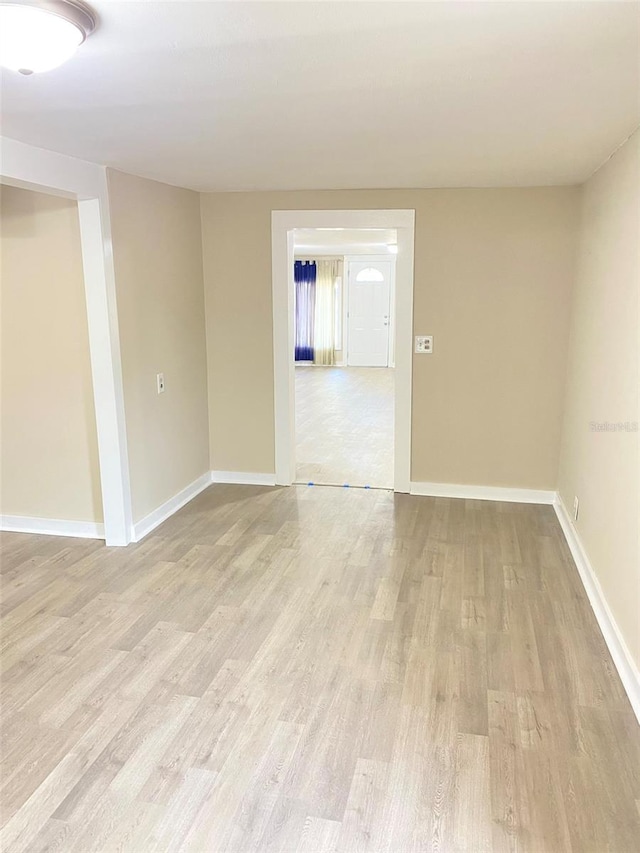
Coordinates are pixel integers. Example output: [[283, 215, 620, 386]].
[[294, 260, 316, 361], [294, 259, 342, 365], [313, 260, 339, 365]]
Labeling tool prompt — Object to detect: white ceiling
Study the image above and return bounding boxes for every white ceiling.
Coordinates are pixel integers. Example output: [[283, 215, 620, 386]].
[[1, 1, 639, 191]]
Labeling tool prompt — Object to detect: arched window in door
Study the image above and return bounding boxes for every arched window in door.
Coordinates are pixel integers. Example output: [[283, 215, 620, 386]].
[[356, 267, 384, 282]]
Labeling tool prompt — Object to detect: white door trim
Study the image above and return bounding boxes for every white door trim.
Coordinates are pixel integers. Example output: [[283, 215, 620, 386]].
[[1, 137, 133, 545], [271, 209, 415, 492]]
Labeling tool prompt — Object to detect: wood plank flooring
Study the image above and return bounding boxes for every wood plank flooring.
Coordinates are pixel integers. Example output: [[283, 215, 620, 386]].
[[295, 367, 394, 489], [1, 484, 639, 852]]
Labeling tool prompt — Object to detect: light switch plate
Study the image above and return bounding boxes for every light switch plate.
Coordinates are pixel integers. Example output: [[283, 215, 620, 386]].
[[415, 335, 433, 354], [157, 373, 165, 394]]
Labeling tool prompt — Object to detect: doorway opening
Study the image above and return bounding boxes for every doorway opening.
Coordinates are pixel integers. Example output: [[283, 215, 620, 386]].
[[293, 228, 397, 488], [1, 185, 104, 535], [2, 139, 132, 545], [271, 209, 415, 493]]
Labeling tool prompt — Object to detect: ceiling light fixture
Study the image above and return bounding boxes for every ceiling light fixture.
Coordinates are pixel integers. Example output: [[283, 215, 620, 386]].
[[0, 0, 96, 75]]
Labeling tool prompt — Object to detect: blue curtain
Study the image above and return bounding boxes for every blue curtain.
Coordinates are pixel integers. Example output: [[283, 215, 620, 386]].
[[295, 261, 316, 361]]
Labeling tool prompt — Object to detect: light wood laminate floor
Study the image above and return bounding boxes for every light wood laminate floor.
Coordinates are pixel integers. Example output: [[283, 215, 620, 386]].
[[1, 485, 639, 852], [295, 367, 394, 489]]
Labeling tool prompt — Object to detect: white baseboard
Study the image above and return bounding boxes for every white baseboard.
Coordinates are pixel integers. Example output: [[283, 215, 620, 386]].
[[409, 481, 556, 504], [553, 496, 640, 724], [131, 471, 212, 543], [0, 515, 105, 539], [211, 471, 277, 487]]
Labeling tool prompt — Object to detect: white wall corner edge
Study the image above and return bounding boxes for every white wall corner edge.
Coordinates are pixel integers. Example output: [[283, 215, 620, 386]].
[[211, 471, 277, 487], [409, 482, 556, 504], [130, 471, 212, 543], [0, 515, 105, 540], [553, 495, 640, 725]]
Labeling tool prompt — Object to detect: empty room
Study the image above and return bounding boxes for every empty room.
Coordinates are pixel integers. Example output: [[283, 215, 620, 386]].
[[0, 2, 638, 852]]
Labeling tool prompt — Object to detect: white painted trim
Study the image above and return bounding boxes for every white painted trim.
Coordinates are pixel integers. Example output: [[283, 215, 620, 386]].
[[409, 482, 556, 504], [272, 210, 414, 493], [130, 472, 212, 543], [1, 136, 104, 200], [0, 516, 105, 540], [211, 471, 277, 487], [553, 496, 640, 724], [1, 137, 133, 546], [77, 196, 133, 545]]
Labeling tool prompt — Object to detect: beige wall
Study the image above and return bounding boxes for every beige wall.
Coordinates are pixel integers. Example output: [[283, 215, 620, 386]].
[[0, 186, 102, 522], [201, 188, 580, 485], [107, 169, 209, 523], [558, 131, 640, 667]]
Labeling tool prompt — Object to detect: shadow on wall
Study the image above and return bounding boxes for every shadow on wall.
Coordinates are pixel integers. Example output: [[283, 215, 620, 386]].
[[0, 185, 74, 237]]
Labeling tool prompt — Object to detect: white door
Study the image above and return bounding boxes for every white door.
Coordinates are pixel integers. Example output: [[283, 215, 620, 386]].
[[347, 261, 391, 367]]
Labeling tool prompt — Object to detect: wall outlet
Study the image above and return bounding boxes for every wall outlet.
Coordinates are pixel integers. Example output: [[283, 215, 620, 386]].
[[156, 373, 165, 394], [415, 335, 433, 354], [573, 496, 579, 521]]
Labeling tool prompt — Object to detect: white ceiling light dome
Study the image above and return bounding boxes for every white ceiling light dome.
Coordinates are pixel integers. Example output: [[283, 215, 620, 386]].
[[0, 0, 96, 74]]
